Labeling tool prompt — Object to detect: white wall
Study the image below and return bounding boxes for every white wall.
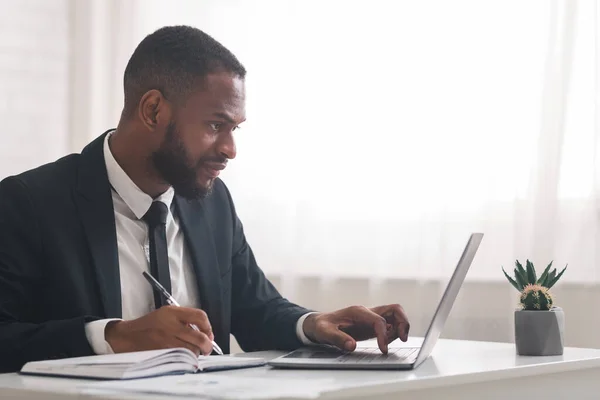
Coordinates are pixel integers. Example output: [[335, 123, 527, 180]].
[[0, 0, 70, 178]]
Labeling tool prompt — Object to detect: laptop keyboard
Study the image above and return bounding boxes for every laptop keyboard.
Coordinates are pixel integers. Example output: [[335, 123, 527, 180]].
[[336, 347, 419, 364]]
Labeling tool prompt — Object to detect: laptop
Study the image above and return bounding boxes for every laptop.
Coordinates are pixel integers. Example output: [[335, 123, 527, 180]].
[[268, 232, 484, 370]]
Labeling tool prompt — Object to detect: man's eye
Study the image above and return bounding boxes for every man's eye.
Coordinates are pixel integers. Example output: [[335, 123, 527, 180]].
[[209, 123, 221, 131]]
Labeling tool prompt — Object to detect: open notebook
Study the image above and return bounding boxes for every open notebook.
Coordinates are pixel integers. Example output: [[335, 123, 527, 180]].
[[20, 349, 266, 380]]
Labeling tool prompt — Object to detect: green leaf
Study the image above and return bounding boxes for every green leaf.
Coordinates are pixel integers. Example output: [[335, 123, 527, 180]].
[[546, 269, 557, 287], [526, 259, 537, 284], [515, 260, 527, 278], [502, 267, 521, 291], [547, 265, 568, 288], [514, 261, 529, 287], [537, 261, 553, 286], [514, 268, 527, 290], [515, 260, 530, 286]]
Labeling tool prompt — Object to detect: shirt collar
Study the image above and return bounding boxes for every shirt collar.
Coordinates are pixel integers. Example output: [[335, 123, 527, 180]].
[[103, 131, 175, 220]]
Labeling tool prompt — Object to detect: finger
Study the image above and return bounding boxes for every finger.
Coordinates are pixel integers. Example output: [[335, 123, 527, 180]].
[[320, 325, 357, 352], [391, 305, 410, 342], [177, 329, 213, 356], [374, 319, 388, 354], [348, 306, 388, 354], [175, 328, 213, 356], [385, 323, 398, 344], [172, 307, 213, 337], [396, 321, 410, 342], [187, 322, 214, 341], [377, 304, 410, 343]]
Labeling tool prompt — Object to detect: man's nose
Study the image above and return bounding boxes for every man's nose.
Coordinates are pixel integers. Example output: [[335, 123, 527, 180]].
[[217, 130, 236, 160]]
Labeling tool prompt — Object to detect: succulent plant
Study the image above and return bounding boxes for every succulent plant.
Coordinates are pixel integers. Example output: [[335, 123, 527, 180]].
[[502, 259, 567, 311], [520, 284, 553, 310], [502, 259, 567, 291]]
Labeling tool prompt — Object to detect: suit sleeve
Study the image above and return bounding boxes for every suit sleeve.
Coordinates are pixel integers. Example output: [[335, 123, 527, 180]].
[[0, 177, 95, 372], [224, 186, 312, 352]]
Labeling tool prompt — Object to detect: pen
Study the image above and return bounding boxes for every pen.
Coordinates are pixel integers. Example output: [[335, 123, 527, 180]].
[[142, 271, 224, 356]]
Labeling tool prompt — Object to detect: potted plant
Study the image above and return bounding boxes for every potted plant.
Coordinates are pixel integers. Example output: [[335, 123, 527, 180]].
[[502, 260, 567, 356]]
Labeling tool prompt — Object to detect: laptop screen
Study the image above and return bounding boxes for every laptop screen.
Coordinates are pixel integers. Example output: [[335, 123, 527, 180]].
[[413, 233, 484, 367]]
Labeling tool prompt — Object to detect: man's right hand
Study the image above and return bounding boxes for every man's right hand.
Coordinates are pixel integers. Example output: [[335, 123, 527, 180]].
[[105, 306, 214, 356]]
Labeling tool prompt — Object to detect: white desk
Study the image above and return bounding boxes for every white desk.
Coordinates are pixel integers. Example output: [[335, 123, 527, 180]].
[[1, 338, 600, 400]]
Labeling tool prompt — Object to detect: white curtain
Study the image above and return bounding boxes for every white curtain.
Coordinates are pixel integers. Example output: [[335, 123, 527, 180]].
[[0, 0, 70, 178], [77, 0, 600, 347], [133, 0, 599, 281], [67, 0, 139, 152]]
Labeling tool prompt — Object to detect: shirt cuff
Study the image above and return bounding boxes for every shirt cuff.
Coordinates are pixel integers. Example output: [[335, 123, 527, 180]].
[[296, 312, 319, 345], [84, 319, 122, 355]]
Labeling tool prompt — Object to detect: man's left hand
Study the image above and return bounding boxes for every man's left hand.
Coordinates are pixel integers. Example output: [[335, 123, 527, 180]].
[[302, 304, 410, 354]]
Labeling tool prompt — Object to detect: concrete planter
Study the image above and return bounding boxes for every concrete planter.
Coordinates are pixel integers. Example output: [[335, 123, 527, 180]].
[[514, 306, 564, 356]]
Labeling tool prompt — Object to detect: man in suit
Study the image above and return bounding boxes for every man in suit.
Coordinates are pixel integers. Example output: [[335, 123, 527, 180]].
[[0, 26, 409, 373]]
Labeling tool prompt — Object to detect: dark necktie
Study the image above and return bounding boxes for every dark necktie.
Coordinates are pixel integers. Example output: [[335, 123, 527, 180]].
[[142, 201, 171, 310]]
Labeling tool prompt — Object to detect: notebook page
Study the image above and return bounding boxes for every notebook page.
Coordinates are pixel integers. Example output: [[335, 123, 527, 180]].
[[21, 348, 194, 368]]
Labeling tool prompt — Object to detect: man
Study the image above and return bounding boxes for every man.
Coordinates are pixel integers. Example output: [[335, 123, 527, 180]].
[[0, 26, 409, 373]]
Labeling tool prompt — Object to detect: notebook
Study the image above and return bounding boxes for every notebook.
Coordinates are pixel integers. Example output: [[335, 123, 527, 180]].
[[20, 349, 266, 380]]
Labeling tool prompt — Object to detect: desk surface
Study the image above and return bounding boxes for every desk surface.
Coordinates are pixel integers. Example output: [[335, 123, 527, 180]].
[[2, 337, 600, 399]]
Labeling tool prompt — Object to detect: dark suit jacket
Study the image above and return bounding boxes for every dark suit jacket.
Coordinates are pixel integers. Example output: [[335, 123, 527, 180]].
[[0, 131, 310, 372]]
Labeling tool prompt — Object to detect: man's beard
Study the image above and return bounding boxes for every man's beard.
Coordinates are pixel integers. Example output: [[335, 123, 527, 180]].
[[151, 121, 219, 200]]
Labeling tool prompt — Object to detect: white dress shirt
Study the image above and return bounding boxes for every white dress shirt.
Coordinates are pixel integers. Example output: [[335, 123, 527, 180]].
[[84, 132, 313, 354]]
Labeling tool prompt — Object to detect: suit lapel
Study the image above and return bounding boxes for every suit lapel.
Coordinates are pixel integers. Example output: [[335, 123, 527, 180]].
[[174, 196, 223, 330], [74, 131, 122, 318]]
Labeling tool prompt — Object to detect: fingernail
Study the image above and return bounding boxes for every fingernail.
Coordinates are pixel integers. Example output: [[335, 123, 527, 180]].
[[345, 341, 354, 351]]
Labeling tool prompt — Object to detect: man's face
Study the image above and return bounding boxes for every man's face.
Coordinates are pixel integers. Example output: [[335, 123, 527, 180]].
[[151, 72, 246, 200]]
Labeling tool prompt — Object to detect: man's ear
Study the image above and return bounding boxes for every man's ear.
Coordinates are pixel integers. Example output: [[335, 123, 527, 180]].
[[138, 89, 172, 131]]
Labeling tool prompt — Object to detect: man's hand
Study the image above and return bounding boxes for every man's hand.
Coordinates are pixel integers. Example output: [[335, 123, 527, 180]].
[[302, 304, 409, 354], [105, 306, 214, 356]]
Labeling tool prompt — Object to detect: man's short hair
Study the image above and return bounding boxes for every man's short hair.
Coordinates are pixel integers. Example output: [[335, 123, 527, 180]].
[[123, 25, 246, 115]]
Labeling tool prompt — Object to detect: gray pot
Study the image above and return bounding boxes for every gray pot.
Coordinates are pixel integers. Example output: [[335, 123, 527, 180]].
[[514, 306, 564, 356]]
